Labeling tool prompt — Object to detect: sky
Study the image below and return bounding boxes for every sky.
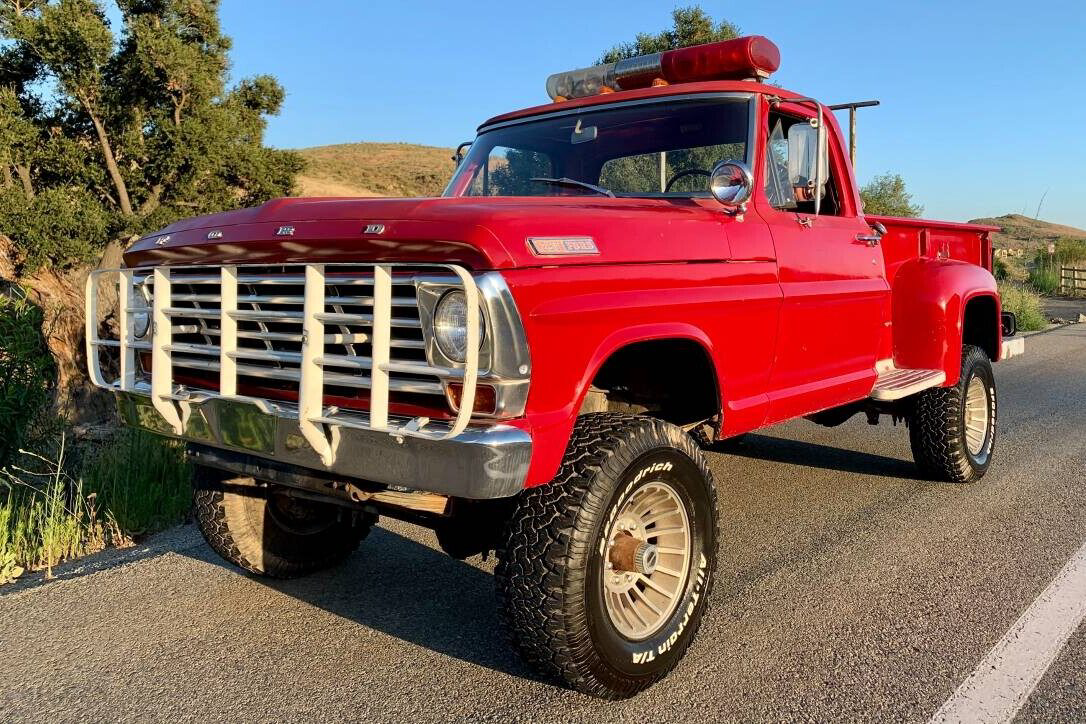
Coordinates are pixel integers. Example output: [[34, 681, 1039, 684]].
[[216, 0, 1086, 228]]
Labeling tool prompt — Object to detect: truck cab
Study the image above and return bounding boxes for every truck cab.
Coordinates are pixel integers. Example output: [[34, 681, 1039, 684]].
[[86, 35, 1021, 699]]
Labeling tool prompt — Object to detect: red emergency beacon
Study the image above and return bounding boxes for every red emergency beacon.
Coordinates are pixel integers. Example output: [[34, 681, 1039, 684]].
[[545, 36, 781, 101]]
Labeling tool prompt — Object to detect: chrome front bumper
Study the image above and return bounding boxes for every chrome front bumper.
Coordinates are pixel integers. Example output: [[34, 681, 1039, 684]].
[[117, 392, 532, 499]]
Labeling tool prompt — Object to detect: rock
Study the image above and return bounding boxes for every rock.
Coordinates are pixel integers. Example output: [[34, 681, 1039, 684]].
[[1079, 313, 1086, 323]]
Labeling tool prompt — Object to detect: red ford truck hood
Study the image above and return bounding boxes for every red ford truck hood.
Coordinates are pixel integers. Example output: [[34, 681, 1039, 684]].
[[123, 196, 734, 270]]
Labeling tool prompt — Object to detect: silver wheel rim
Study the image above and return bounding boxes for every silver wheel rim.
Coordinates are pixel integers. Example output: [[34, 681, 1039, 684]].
[[964, 376, 991, 456], [601, 481, 691, 640]]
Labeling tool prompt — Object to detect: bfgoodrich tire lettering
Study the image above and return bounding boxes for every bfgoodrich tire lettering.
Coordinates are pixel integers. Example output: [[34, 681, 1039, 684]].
[[909, 344, 997, 484], [496, 414, 718, 699]]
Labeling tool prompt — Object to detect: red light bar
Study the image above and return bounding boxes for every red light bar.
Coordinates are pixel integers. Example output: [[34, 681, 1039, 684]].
[[546, 36, 780, 101]]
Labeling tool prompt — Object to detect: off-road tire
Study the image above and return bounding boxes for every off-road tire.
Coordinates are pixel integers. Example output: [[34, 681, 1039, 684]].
[[909, 345, 997, 484], [193, 466, 373, 578], [496, 413, 718, 699]]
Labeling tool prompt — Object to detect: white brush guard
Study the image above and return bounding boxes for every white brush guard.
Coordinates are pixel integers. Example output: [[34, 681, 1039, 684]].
[[86, 263, 482, 467]]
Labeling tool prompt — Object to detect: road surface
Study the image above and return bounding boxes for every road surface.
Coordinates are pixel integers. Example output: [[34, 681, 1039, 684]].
[[3, 325, 1085, 722]]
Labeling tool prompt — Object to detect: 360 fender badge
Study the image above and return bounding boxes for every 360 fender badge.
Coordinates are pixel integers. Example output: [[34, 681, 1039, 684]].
[[206, 230, 223, 240], [363, 223, 385, 235], [527, 236, 599, 256], [276, 225, 296, 236], [154, 234, 171, 246]]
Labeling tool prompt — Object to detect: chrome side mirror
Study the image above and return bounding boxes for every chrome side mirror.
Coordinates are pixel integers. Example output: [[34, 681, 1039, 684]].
[[709, 160, 754, 213]]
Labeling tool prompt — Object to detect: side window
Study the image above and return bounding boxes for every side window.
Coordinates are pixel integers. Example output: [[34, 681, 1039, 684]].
[[764, 113, 843, 216], [467, 146, 552, 196]]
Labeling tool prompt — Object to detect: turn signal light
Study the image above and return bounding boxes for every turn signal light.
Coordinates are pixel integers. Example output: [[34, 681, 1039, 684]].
[[545, 36, 780, 101], [446, 382, 497, 416]]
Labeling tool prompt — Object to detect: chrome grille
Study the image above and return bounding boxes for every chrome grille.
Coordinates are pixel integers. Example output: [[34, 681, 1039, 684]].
[[86, 263, 483, 464], [147, 266, 440, 398]]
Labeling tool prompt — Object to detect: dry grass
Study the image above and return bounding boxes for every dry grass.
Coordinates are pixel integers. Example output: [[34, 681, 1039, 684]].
[[1, 429, 191, 584], [970, 213, 1086, 252], [295, 142, 454, 198]]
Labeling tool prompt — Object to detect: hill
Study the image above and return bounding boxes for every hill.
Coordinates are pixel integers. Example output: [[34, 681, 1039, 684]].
[[968, 214, 1086, 251], [294, 142, 454, 198]]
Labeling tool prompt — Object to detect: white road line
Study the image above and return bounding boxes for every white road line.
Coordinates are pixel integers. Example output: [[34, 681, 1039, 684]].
[[930, 538, 1086, 724]]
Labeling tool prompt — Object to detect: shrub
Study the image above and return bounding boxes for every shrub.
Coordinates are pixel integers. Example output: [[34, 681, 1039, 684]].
[[999, 282, 1047, 332], [81, 428, 191, 535], [0, 436, 119, 579], [1029, 239, 1086, 295], [1028, 264, 1060, 294], [0, 428, 191, 582], [0, 292, 55, 468]]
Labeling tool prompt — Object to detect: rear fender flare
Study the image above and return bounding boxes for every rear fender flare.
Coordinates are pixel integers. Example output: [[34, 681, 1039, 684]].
[[891, 259, 998, 386]]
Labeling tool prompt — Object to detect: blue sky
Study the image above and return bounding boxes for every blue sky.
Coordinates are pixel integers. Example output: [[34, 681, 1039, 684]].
[[217, 1, 1086, 228]]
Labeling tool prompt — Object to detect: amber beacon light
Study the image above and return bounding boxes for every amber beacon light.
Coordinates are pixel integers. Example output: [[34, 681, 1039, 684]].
[[545, 35, 781, 101]]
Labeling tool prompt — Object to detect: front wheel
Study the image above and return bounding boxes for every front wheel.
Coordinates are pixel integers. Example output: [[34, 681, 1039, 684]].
[[496, 414, 718, 699], [193, 466, 374, 578], [909, 345, 997, 484]]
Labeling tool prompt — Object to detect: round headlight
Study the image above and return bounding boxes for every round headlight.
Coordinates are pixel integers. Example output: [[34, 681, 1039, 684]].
[[433, 290, 485, 363], [131, 290, 151, 339]]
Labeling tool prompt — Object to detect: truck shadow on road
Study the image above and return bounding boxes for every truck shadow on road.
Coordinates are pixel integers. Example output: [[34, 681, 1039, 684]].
[[182, 526, 546, 683], [708, 432, 920, 480]]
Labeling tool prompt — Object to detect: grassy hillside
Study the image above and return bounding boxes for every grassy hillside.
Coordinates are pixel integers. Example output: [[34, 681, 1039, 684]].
[[969, 213, 1086, 251], [295, 142, 454, 198]]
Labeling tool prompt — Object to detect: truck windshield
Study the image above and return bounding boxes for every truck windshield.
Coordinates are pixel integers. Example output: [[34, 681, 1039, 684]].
[[444, 96, 751, 198]]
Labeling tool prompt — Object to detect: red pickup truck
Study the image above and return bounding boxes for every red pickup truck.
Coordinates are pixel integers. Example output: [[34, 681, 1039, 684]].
[[86, 36, 1023, 698]]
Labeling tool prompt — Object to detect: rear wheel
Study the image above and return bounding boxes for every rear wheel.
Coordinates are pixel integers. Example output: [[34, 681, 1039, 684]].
[[909, 345, 997, 484], [496, 414, 718, 699], [193, 466, 374, 578]]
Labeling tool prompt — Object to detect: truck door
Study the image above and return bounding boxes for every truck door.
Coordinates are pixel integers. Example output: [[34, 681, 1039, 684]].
[[758, 104, 889, 422]]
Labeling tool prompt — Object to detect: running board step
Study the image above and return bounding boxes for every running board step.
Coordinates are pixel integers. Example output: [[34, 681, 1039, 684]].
[[870, 367, 946, 401]]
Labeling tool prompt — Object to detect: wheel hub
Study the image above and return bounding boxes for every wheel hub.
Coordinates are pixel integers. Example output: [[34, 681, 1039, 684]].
[[601, 481, 691, 640]]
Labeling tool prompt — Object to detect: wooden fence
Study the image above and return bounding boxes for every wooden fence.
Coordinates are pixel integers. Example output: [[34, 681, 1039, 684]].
[[1060, 267, 1086, 295]]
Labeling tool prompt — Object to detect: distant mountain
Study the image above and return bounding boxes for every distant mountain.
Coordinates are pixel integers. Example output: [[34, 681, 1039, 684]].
[[294, 142, 454, 199], [969, 214, 1086, 250]]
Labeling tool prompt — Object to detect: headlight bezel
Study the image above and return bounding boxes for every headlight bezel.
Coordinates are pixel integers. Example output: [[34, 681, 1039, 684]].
[[415, 272, 531, 419]]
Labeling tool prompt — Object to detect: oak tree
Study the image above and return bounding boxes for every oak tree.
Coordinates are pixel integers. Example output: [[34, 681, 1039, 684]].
[[0, 0, 303, 270]]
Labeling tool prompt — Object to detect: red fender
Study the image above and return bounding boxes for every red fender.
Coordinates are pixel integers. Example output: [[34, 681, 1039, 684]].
[[891, 258, 999, 385], [517, 323, 720, 487]]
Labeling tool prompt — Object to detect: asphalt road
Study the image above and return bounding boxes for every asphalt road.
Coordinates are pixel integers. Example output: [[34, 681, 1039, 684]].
[[1044, 295, 1086, 323], [3, 325, 1085, 722]]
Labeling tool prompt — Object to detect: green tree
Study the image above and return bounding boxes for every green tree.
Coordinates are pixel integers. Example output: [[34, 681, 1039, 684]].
[[0, 0, 303, 271], [598, 5, 740, 64], [860, 173, 923, 217]]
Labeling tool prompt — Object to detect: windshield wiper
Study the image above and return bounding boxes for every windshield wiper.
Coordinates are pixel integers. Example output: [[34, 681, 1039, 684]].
[[529, 177, 615, 198]]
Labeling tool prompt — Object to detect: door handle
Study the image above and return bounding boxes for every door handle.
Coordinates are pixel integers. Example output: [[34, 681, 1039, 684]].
[[796, 216, 813, 228], [855, 233, 881, 247]]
